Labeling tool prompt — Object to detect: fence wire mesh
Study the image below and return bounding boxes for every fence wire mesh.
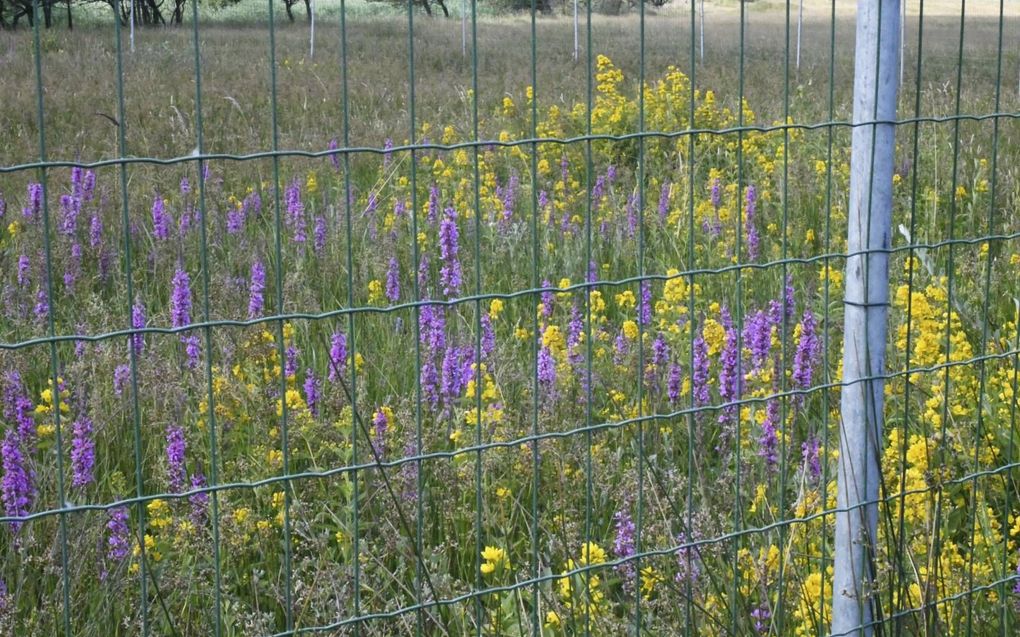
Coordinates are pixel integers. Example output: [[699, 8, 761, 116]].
[[0, 0, 1018, 635]]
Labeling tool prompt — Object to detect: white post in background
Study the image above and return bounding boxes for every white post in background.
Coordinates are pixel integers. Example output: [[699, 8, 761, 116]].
[[573, 0, 578, 62], [462, 0, 467, 58], [796, 0, 803, 75], [831, 0, 900, 635], [900, 0, 905, 85], [129, 0, 135, 53], [699, 0, 704, 61], [309, 0, 315, 58]]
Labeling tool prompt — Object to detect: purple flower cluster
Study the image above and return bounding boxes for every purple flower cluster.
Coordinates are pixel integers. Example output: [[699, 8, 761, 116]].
[[102, 506, 131, 580], [165, 424, 187, 492], [131, 301, 146, 356], [792, 310, 820, 391], [692, 332, 710, 406], [170, 268, 192, 329], [285, 179, 306, 244], [1, 430, 33, 533], [3, 371, 37, 443], [438, 206, 462, 298], [751, 606, 771, 634], [328, 331, 348, 381], [248, 260, 266, 319], [385, 257, 400, 303], [152, 196, 171, 240], [70, 416, 96, 488], [304, 370, 320, 417], [801, 434, 821, 481], [717, 309, 741, 426], [613, 507, 637, 586]]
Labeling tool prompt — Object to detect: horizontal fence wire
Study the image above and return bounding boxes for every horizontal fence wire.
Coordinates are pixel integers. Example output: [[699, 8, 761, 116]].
[[0, 0, 1018, 635]]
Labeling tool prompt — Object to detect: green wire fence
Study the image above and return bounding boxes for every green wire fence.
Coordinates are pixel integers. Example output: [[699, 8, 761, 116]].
[[0, 0, 1018, 635]]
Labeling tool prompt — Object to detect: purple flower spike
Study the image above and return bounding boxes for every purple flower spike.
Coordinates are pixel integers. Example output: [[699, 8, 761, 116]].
[[385, 257, 400, 303], [248, 260, 266, 319], [328, 331, 347, 381], [165, 424, 187, 493], [170, 268, 192, 329], [71, 416, 96, 488], [1, 431, 33, 533]]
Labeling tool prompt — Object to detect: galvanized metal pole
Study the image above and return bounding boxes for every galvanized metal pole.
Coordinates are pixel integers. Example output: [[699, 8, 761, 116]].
[[831, 0, 900, 635], [309, 0, 315, 58], [573, 0, 578, 62]]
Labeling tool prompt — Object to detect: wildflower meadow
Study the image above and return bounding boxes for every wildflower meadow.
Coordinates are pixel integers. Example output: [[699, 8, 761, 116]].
[[0, 3, 1018, 635]]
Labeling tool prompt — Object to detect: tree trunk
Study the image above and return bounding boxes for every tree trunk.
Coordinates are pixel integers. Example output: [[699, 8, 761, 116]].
[[434, 0, 449, 17], [65, 0, 71, 29], [284, 0, 294, 22], [302, 0, 310, 21], [420, 0, 432, 17], [43, 0, 53, 28]]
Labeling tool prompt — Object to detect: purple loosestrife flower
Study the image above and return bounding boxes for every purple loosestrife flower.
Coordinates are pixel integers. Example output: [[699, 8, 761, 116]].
[[170, 268, 192, 329], [3, 372, 36, 443], [59, 193, 80, 236], [759, 396, 780, 471], [440, 345, 469, 406], [23, 182, 42, 221], [674, 532, 701, 586], [226, 206, 244, 235], [668, 363, 683, 404], [751, 606, 771, 634], [480, 313, 495, 361], [1, 431, 33, 533], [560, 154, 569, 184], [152, 196, 171, 240], [89, 214, 103, 248], [17, 254, 30, 287], [652, 334, 669, 366], [606, 164, 617, 183], [745, 185, 760, 260], [417, 254, 431, 294], [102, 506, 130, 579], [189, 472, 209, 525], [638, 281, 652, 326], [537, 345, 556, 387], [70, 416, 95, 488], [792, 310, 820, 391], [802, 434, 821, 481], [34, 289, 49, 321], [63, 242, 82, 293], [383, 138, 394, 168], [180, 176, 191, 195], [591, 174, 606, 211], [501, 172, 518, 224], [328, 138, 340, 171], [131, 301, 145, 356], [304, 370, 320, 417], [540, 279, 554, 319], [328, 331, 348, 381], [385, 257, 400, 303], [710, 178, 721, 209], [614, 330, 630, 364], [717, 319, 740, 426], [743, 309, 773, 370], [113, 364, 130, 396], [613, 507, 637, 586], [438, 206, 462, 297], [245, 191, 262, 216], [284, 346, 299, 378], [0, 192, 6, 219], [285, 179, 306, 244], [82, 170, 96, 200], [784, 274, 796, 323], [248, 260, 266, 319], [692, 332, 710, 406], [165, 424, 186, 492], [313, 216, 327, 254], [419, 304, 446, 353], [421, 359, 439, 408], [1013, 559, 1020, 595], [658, 181, 671, 221]]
